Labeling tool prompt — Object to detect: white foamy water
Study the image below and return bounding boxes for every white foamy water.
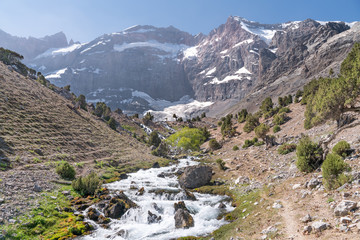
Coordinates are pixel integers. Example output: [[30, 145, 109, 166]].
[[79, 158, 233, 240]]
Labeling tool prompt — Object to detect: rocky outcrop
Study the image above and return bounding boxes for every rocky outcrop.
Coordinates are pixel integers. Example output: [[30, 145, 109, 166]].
[[179, 165, 212, 189], [334, 200, 357, 216]]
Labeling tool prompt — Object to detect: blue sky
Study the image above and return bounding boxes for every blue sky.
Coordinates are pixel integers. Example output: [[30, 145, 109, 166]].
[[0, 0, 359, 42]]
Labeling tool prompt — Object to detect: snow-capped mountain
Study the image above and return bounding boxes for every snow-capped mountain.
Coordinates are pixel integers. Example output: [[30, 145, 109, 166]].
[[1, 17, 359, 118]]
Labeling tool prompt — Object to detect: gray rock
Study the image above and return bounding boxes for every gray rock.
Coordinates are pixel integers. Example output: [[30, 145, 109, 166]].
[[303, 225, 312, 234], [334, 200, 357, 216], [179, 165, 212, 189], [174, 209, 194, 229], [33, 184, 42, 192], [147, 210, 161, 224], [300, 214, 312, 223], [308, 178, 321, 189], [272, 201, 283, 209], [261, 226, 278, 235], [311, 221, 329, 232]]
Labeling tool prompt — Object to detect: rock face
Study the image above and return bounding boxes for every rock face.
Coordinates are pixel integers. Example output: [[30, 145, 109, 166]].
[[334, 200, 357, 216], [179, 165, 212, 189]]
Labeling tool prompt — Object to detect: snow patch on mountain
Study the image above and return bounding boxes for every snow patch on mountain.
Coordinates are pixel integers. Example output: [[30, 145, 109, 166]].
[[147, 100, 213, 121], [182, 46, 198, 59], [35, 43, 85, 59], [239, 22, 276, 44], [45, 68, 67, 79], [114, 41, 189, 57], [233, 39, 254, 48], [206, 67, 216, 76], [235, 67, 251, 75]]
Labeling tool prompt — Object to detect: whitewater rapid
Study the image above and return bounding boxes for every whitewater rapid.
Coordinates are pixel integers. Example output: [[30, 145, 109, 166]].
[[79, 157, 233, 240]]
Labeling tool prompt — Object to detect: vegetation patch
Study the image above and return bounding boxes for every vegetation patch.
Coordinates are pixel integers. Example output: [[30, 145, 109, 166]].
[[277, 143, 297, 155], [167, 127, 209, 152], [0, 186, 91, 240]]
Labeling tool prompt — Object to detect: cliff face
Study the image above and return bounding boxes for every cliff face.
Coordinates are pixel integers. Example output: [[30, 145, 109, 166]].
[[1, 17, 359, 116]]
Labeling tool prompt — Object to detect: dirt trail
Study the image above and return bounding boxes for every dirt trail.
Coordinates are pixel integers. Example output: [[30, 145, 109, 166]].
[[280, 199, 306, 240]]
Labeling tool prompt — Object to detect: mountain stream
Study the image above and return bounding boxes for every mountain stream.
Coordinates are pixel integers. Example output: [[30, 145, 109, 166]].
[[79, 157, 233, 240]]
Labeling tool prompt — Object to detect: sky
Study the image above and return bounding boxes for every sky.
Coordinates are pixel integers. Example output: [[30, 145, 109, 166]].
[[0, 0, 359, 43]]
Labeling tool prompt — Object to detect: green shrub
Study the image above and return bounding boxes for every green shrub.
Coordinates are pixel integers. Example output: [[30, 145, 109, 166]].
[[254, 123, 270, 140], [237, 109, 248, 123], [332, 140, 351, 157], [273, 112, 287, 125], [260, 97, 273, 113], [107, 117, 116, 130], [273, 125, 281, 133], [242, 137, 263, 148], [243, 114, 260, 133], [56, 161, 76, 180], [278, 107, 290, 114], [296, 136, 323, 173], [167, 127, 207, 151], [216, 159, 226, 170], [322, 153, 351, 189], [233, 145, 239, 151], [72, 172, 100, 196], [209, 139, 221, 150], [75, 94, 87, 110], [220, 114, 236, 137], [149, 131, 161, 147], [278, 143, 297, 155]]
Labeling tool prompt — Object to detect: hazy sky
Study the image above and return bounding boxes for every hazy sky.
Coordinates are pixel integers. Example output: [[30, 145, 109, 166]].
[[0, 0, 359, 42]]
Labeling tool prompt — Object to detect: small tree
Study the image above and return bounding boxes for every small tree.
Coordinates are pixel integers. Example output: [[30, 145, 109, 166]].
[[273, 112, 287, 125], [107, 117, 116, 130], [64, 85, 71, 91], [238, 109, 248, 123], [75, 94, 87, 110], [254, 123, 270, 140], [149, 131, 161, 147], [322, 153, 350, 189], [243, 113, 260, 133], [296, 136, 323, 173], [143, 112, 154, 124], [201, 112, 206, 118], [173, 114, 178, 120], [221, 114, 235, 137], [260, 97, 273, 113]]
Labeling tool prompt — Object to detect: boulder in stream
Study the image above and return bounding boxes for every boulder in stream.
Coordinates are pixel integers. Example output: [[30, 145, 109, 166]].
[[104, 192, 137, 219], [147, 210, 162, 224], [179, 165, 212, 189], [174, 209, 194, 229]]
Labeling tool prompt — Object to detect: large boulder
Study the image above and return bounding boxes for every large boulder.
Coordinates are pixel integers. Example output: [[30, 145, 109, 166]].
[[174, 209, 194, 229], [334, 200, 357, 216], [104, 192, 137, 219], [179, 165, 212, 189]]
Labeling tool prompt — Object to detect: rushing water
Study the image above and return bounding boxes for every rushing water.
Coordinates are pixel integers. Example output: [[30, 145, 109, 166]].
[[79, 158, 233, 240]]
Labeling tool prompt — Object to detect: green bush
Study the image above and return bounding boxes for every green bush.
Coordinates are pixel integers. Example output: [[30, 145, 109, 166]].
[[56, 161, 76, 180], [296, 136, 323, 173], [149, 131, 161, 147], [260, 97, 273, 113], [237, 109, 248, 123], [273, 125, 281, 133], [322, 153, 351, 189], [107, 117, 116, 130], [232, 145, 239, 151], [278, 143, 297, 155], [332, 140, 351, 157], [209, 139, 221, 150], [167, 127, 207, 151], [72, 172, 100, 196], [278, 107, 290, 114], [242, 137, 263, 148], [273, 112, 287, 125], [216, 159, 226, 170], [243, 114, 260, 133], [254, 123, 270, 140]]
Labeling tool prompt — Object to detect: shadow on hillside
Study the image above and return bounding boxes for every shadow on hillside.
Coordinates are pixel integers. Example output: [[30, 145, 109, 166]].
[[0, 136, 13, 168]]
